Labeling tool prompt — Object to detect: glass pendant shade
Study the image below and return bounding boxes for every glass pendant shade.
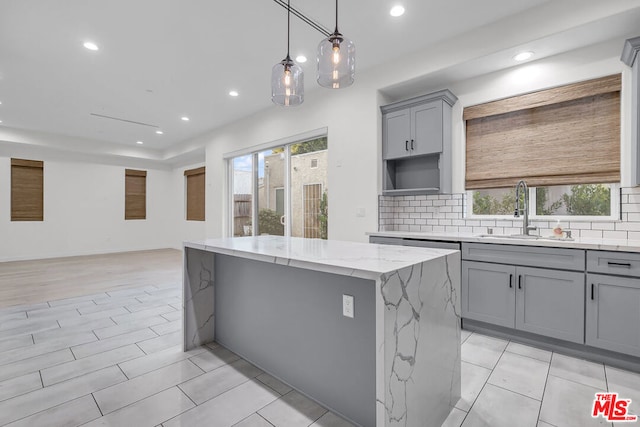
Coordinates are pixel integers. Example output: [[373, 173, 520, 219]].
[[317, 31, 355, 89], [271, 56, 304, 107]]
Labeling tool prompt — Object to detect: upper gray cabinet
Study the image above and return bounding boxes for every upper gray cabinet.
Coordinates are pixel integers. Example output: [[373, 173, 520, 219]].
[[383, 100, 445, 159], [621, 36, 640, 186], [381, 90, 458, 195]]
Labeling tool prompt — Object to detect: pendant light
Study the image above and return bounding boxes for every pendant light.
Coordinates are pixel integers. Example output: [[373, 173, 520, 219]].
[[271, 0, 304, 106], [317, 0, 355, 89]]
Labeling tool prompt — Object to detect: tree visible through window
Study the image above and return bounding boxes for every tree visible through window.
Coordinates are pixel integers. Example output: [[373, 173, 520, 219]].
[[471, 184, 613, 217]]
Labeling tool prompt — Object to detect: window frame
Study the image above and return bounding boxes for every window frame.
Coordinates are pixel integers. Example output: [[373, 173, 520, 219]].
[[225, 128, 327, 238], [465, 183, 620, 221]]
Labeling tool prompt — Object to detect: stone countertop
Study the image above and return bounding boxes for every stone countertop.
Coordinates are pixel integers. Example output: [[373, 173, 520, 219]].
[[368, 230, 640, 253], [183, 236, 457, 280]]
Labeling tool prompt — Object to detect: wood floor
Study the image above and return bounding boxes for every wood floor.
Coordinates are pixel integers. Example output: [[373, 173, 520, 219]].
[[0, 249, 182, 308]]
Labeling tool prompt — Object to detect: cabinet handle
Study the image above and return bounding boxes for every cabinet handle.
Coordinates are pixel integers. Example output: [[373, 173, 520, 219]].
[[405, 140, 409, 151], [518, 275, 522, 290], [509, 274, 513, 288], [607, 261, 631, 268], [591, 283, 595, 300], [410, 139, 415, 150]]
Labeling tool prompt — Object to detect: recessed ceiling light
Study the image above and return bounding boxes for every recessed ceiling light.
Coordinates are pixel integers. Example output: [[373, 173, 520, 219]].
[[136, 141, 144, 145], [514, 51, 534, 61], [296, 55, 307, 63], [0, 120, 3, 124], [83, 41, 99, 51], [229, 90, 239, 97], [181, 116, 190, 121], [155, 130, 164, 135], [390, 5, 405, 17]]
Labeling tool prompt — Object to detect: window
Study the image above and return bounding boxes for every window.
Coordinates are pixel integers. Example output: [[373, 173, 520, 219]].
[[465, 75, 621, 220], [229, 135, 328, 238], [125, 169, 146, 220], [11, 158, 43, 221], [184, 167, 205, 221], [469, 184, 618, 220]]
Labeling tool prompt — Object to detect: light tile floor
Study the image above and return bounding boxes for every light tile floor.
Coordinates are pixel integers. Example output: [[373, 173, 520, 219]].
[[0, 283, 639, 427]]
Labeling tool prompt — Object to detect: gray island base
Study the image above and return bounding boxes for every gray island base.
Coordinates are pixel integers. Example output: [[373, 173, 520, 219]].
[[183, 236, 461, 427]]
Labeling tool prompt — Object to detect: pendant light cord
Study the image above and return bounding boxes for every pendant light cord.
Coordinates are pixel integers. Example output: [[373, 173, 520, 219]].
[[286, 0, 291, 58], [335, 0, 339, 32]]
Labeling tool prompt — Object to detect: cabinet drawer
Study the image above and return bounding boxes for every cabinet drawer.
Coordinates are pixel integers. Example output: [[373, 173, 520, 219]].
[[587, 251, 640, 277], [462, 243, 585, 271]]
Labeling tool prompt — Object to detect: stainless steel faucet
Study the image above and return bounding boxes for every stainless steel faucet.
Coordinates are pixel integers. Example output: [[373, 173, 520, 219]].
[[514, 180, 537, 236]]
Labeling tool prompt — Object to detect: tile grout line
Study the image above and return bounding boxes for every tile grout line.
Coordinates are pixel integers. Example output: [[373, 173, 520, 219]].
[[535, 349, 554, 425], [92, 392, 105, 417]]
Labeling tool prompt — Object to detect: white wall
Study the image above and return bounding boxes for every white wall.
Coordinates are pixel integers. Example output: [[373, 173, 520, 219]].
[[203, 83, 381, 243], [0, 154, 205, 261]]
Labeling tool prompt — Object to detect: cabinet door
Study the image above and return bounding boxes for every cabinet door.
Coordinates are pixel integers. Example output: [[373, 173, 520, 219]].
[[462, 261, 515, 328], [515, 267, 585, 344], [586, 274, 640, 357], [411, 101, 443, 156], [383, 109, 411, 160]]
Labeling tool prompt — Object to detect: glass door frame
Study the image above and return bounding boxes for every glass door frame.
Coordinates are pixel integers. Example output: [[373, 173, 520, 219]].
[[225, 128, 326, 238]]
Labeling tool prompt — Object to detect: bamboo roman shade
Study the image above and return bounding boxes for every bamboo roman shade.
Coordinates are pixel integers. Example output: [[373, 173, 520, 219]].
[[184, 166, 205, 221], [11, 158, 44, 221], [125, 169, 146, 220], [464, 74, 621, 189]]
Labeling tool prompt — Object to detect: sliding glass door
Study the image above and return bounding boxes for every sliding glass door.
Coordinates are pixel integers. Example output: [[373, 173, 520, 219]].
[[230, 136, 327, 239]]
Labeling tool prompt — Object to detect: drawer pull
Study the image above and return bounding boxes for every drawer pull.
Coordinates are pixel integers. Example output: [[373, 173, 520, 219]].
[[509, 274, 513, 288], [518, 275, 522, 290], [607, 261, 632, 268], [591, 283, 595, 300]]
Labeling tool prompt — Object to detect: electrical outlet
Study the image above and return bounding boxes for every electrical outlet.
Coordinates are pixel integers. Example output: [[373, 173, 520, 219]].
[[356, 208, 366, 217], [342, 294, 354, 318]]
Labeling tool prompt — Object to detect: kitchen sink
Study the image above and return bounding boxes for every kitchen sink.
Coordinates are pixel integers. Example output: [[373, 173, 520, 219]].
[[476, 234, 574, 241]]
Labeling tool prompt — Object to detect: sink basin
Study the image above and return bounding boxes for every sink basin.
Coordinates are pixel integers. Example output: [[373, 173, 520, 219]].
[[477, 234, 574, 241]]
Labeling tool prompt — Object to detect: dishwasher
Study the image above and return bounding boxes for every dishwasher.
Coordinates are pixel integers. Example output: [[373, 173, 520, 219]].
[[370, 236, 461, 251]]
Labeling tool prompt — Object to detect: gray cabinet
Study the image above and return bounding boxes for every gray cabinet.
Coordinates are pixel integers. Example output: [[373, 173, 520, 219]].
[[462, 261, 515, 328], [381, 90, 457, 195], [516, 267, 584, 343], [383, 101, 444, 160], [369, 235, 460, 250], [383, 109, 411, 160], [462, 243, 586, 344], [586, 249, 640, 358], [586, 274, 640, 357]]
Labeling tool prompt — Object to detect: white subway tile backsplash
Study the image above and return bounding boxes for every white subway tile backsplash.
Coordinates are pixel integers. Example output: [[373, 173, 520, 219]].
[[591, 222, 616, 230], [615, 221, 640, 231], [579, 230, 604, 239], [568, 222, 591, 230], [603, 231, 628, 240], [378, 190, 640, 249]]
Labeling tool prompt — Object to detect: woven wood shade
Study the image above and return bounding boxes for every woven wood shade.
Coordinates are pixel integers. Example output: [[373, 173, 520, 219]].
[[11, 158, 43, 221], [125, 169, 146, 220], [465, 75, 621, 190], [185, 167, 205, 221]]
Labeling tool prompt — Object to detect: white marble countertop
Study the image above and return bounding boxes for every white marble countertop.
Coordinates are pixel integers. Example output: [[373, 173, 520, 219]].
[[368, 230, 640, 253], [184, 236, 457, 280]]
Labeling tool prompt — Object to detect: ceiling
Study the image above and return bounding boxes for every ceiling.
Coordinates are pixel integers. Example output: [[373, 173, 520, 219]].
[[0, 0, 638, 157]]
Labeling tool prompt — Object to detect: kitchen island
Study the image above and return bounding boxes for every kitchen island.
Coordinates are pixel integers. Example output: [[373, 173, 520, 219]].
[[183, 236, 461, 427]]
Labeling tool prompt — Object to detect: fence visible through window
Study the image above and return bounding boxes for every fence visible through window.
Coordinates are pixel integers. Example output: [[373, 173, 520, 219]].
[[303, 184, 322, 238]]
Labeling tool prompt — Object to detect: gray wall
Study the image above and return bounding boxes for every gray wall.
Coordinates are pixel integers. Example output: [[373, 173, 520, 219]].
[[215, 254, 376, 427]]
